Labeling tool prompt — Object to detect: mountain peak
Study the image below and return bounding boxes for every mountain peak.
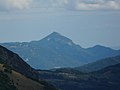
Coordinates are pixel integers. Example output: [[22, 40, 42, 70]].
[[93, 45, 114, 50], [43, 32, 71, 42], [47, 32, 63, 39], [50, 32, 61, 36], [94, 45, 105, 48], [87, 45, 113, 50], [39, 32, 77, 47]]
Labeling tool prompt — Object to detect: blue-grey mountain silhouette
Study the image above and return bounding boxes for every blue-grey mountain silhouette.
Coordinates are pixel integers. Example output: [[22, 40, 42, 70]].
[[1, 32, 120, 69]]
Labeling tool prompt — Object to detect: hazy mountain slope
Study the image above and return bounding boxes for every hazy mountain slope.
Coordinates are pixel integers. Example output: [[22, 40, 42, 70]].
[[1, 32, 120, 69], [75, 55, 120, 72], [0, 45, 57, 90]]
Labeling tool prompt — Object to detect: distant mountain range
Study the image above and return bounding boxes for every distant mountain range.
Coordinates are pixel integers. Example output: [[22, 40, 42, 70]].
[[75, 55, 120, 72], [0, 45, 57, 90], [1, 32, 120, 69]]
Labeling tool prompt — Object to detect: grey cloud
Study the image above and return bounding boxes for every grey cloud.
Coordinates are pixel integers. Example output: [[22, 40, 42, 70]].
[[0, 0, 120, 12], [74, 0, 120, 10], [0, 0, 32, 11], [33, 0, 120, 10]]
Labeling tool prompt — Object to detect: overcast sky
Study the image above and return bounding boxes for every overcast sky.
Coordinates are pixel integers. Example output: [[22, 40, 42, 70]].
[[0, 0, 120, 49]]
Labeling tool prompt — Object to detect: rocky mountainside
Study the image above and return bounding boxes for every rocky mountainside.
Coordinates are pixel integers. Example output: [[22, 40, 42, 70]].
[[0, 45, 57, 90], [1, 32, 120, 69]]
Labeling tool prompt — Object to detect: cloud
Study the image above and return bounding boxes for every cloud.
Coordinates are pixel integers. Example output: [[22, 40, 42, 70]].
[[0, 0, 32, 11], [33, 0, 120, 10], [32, 0, 68, 8], [74, 0, 120, 10], [0, 0, 120, 12]]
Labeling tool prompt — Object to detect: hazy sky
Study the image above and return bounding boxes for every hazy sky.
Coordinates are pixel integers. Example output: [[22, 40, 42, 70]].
[[0, 0, 120, 49]]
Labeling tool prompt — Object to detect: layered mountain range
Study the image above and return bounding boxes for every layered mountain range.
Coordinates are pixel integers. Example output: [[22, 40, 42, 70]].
[[38, 55, 120, 90], [0, 40, 120, 90], [1, 32, 120, 69]]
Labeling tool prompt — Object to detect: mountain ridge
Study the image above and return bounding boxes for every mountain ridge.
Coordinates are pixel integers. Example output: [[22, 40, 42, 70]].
[[75, 55, 120, 72], [1, 32, 120, 69]]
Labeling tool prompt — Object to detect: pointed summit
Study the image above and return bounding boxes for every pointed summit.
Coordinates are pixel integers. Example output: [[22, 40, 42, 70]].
[[50, 32, 61, 36], [46, 32, 63, 39], [42, 32, 73, 44]]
